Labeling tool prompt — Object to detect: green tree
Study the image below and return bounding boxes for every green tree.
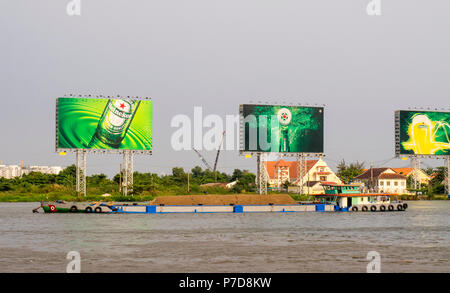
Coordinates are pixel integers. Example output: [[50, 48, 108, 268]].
[[337, 160, 365, 184]]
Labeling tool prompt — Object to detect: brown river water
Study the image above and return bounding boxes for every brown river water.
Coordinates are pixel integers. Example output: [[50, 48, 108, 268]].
[[0, 201, 449, 273]]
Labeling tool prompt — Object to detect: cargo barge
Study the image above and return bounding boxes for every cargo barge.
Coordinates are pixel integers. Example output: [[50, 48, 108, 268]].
[[36, 185, 408, 214]]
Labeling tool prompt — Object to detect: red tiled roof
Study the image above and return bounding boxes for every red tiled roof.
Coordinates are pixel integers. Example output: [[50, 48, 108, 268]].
[[354, 168, 390, 180], [379, 173, 407, 180], [392, 168, 413, 176], [264, 159, 318, 179]]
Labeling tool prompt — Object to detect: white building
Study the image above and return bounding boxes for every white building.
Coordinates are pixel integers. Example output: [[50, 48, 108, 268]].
[[23, 166, 63, 175], [0, 164, 63, 179], [354, 168, 408, 194], [0, 165, 21, 179]]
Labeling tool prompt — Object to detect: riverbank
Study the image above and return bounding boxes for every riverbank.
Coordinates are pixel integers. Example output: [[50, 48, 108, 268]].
[[0, 192, 448, 203]]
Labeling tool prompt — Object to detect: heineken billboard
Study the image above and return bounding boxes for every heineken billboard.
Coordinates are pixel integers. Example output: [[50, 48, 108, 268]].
[[396, 110, 450, 156], [56, 97, 153, 152], [240, 104, 324, 154]]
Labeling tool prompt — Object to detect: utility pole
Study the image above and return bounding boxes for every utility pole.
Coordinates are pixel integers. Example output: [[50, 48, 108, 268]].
[[446, 157, 450, 197], [187, 170, 190, 193], [119, 163, 122, 193], [370, 162, 374, 193]]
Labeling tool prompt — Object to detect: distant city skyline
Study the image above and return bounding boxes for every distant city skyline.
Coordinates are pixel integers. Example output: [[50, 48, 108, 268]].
[[1, 1, 449, 178]]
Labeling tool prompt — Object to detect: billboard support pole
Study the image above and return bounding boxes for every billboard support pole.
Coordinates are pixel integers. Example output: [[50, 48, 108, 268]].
[[446, 157, 450, 196], [257, 153, 267, 195], [122, 150, 134, 196], [411, 156, 421, 191], [297, 154, 306, 195], [76, 150, 86, 197]]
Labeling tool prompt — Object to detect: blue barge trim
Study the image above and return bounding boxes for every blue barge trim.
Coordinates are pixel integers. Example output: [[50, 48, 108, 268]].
[[111, 204, 336, 214]]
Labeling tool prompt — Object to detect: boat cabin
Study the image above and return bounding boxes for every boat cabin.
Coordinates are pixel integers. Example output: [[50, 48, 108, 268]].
[[317, 183, 392, 210]]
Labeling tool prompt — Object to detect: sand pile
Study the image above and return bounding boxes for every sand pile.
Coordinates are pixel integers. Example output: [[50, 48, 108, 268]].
[[149, 194, 297, 206]]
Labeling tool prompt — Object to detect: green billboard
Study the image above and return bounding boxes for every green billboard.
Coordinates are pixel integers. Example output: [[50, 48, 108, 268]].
[[57, 97, 152, 151], [240, 104, 324, 153], [397, 110, 450, 156]]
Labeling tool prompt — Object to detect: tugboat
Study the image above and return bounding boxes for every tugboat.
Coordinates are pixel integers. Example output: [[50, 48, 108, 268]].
[[37, 201, 118, 213], [315, 183, 408, 212]]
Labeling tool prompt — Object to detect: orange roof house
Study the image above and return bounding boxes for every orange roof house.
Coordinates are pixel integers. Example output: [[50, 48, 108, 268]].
[[263, 158, 342, 194], [392, 167, 431, 185]]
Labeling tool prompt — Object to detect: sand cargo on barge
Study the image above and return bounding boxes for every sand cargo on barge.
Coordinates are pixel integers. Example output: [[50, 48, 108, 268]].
[[38, 186, 408, 214]]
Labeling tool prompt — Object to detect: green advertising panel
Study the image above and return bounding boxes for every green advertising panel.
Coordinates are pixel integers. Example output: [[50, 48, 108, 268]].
[[57, 97, 152, 151], [241, 104, 324, 153], [397, 110, 450, 156]]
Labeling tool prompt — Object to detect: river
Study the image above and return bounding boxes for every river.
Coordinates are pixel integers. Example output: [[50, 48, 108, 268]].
[[0, 201, 448, 272]]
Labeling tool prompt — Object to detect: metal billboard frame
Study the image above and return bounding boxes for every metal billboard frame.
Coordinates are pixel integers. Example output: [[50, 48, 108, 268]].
[[395, 109, 450, 195], [56, 95, 152, 196], [239, 103, 325, 194], [395, 109, 450, 159]]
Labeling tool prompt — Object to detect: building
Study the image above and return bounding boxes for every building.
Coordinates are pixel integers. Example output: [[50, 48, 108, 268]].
[[264, 158, 342, 194], [0, 165, 21, 179], [22, 166, 63, 176], [392, 168, 431, 185], [0, 164, 63, 179], [354, 168, 408, 194]]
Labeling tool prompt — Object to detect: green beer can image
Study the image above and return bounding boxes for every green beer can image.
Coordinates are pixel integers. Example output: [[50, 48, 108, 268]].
[[90, 99, 141, 148], [57, 97, 152, 151]]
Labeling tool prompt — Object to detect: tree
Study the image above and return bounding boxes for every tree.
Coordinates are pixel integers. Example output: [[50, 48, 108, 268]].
[[172, 167, 187, 184], [191, 166, 203, 178], [337, 160, 365, 184]]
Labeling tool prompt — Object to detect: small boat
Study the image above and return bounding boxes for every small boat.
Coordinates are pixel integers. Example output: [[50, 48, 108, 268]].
[[315, 183, 408, 212], [39, 201, 118, 213]]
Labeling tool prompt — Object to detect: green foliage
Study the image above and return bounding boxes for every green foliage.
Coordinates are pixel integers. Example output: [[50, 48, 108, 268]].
[[337, 160, 365, 184], [0, 165, 256, 201]]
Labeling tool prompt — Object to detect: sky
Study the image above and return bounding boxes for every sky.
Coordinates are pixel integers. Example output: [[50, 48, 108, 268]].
[[1, 0, 449, 177]]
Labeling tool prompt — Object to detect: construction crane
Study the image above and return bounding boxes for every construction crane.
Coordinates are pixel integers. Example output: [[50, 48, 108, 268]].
[[193, 131, 226, 182], [213, 131, 226, 173], [193, 148, 213, 171]]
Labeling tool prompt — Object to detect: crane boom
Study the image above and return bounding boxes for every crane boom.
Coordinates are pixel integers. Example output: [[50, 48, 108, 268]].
[[213, 131, 226, 173], [193, 148, 212, 171]]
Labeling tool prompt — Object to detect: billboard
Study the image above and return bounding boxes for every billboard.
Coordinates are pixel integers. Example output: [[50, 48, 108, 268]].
[[396, 110, 450, 156], [57, 97, 152, 152], [240, 104, 324, 154]]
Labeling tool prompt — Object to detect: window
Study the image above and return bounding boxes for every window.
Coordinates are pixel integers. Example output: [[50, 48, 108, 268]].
[[320, 176, 327, 181], [394, 181, 398, 186], [386, 181, 390, 186], [380, 181, 384, 186]]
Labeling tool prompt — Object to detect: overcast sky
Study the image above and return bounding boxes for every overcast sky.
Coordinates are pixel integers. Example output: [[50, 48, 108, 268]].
[[1, 0, 449, 177]]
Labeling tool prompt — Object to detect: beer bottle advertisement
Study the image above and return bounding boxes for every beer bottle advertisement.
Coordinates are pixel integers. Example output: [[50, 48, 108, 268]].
[[57, 97, 152, 151], [242, 104, 323, 153]]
